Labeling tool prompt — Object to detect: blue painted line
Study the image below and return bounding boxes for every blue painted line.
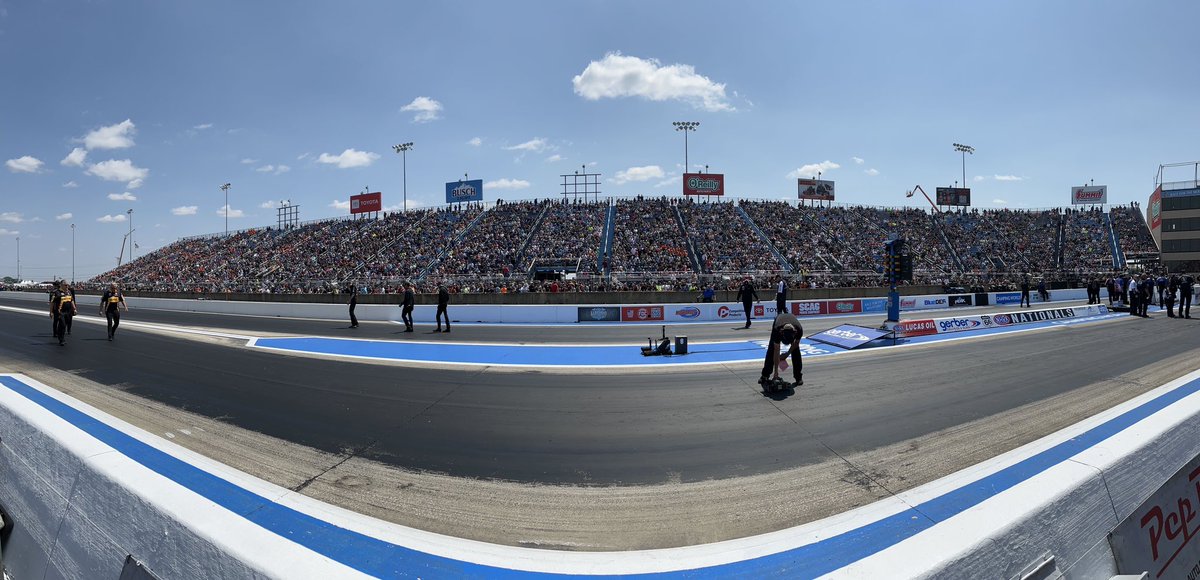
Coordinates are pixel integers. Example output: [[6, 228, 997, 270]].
[[4, 363, 1200, 577]]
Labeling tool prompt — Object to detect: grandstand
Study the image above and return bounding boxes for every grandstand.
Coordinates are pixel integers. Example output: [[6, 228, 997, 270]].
[[87, 198, 1162, 294]]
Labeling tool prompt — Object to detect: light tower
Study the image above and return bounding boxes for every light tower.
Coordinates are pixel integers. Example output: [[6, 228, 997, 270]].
[[673, 121, 700, 173], [392, 142, 413, 212]]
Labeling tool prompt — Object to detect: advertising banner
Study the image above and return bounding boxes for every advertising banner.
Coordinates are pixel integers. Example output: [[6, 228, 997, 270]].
[[826, 299, 863, 314], [1109, 454, 1200, 578], [683, 173, 725, 196], [1150, 186, 1163, 230], [1071, 185, 1108, 205], [798, 179, 835, 201], [935, 187, 971, 207], [808, 325, 890, 350], [900, 296, 950, 311], [895, 319, 937, 337], [861, 298, 888, 313], [621, 305, 664, 322], [948, 294, 974, 308], [445, 179, 484, 203], [1160, 186, 1200, 199], [349, 192, 382, 214], [792, 301, 828, 317], [577, 306, 620, 322], [994, 292, 1023, 305], [670, 305, 703, 320]]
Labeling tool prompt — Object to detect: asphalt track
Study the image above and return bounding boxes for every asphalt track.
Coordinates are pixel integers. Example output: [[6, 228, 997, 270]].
[[2, 295, 1199, 488]]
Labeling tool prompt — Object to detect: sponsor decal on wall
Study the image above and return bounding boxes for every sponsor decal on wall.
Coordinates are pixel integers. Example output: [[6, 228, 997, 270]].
[[948, 294, 973, 308], [578, 306, 621, 322], [674, 306, 701, 319], [861, 298, 888, 313], [900, 298, 918, 309], [1109, 453, 1200, 578], [936, 317, 985, 333], [792, 301, 827, 316], [995, 292, 1023, 305], [828, 300, 863, 314], [895, 319, 937, 337], [620, 305, 664, 322]]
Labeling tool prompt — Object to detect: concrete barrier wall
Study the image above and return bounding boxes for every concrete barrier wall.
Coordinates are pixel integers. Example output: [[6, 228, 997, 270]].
[[3, 288, 1092, 325]]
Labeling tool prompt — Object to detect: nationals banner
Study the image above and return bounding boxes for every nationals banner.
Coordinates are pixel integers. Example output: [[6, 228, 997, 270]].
[[798, 179, 835, 201], [683, 173, 724, 196], [445, 179, 484, 203], [350, 192, 382, 214], [1070, 185, 1107, 205]]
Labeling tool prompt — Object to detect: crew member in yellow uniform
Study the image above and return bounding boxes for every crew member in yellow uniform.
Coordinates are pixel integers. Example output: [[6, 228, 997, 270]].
[[99, 282, 129, 341]]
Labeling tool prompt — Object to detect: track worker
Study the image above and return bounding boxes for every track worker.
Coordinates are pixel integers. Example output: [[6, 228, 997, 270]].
[[775, 277, 788, 316], [99, 282, 129, 340], [1180, 273, 1194, 319], [401, 282, 415, 332], [347, 285, 359, 328], [760, 311, 804, 389], [435, 282, 450, 333], [736, 277, 760, 329], [1020, 277, 1031, 308], [49, 281, 75, 346]]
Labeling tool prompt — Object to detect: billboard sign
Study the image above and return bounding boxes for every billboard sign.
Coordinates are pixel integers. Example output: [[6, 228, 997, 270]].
[[935, 187, 972, 206], [683, 173, 725, 196], [349, 192, 382, 214], [577, 306, 620, 322], [798, 179, 835, 201], [1109, 454, 1200, 578], [1160, 186, 1200, 199], [1150, 186, 1162, 230], [445, 179, 484, 203], [1071, 185, 1108, 205], [620, 305, 664, 322]]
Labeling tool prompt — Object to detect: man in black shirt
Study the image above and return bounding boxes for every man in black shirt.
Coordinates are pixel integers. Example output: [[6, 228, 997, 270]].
[[435, 282, 450, 333], [760, 311, 804, 390], [99, 282, 128, 340], [736, 277, 760, 328], [49, 281, 74, 346], [347, 286, 359, 328], [1180, 274, 1194, 319], [1020, 277, 1031, 308], [401, 282, 415, 332]]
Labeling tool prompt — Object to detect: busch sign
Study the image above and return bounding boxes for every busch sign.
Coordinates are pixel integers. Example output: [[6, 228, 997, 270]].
[[445, 179, 484, 203], [683, 173, 725, 196], [1071, 185, 1108, 205]]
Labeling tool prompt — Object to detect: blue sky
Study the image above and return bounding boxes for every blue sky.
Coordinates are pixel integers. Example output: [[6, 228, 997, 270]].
[[2, 0, 1198, 280]]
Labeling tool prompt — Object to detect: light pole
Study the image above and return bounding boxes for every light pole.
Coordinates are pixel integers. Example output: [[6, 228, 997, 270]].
[[673, 121, 699, 173], [220, 183, 232, 236], [14, 236, 19, 282], [126, 209, 133, 262], [952, 143, 974, 189], [392, 142, 413, 212], [70, 223, 75, 284]]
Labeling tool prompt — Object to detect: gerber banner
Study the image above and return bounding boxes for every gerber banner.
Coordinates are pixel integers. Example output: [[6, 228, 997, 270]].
[[445, 179, 483, 203], [683, 173, 725, 196]]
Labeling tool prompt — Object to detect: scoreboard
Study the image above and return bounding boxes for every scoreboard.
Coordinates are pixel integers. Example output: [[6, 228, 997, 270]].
[[935, 187, 971, 207]]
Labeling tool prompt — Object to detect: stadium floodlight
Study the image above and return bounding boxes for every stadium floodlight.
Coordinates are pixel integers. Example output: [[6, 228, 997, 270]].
[[673, 121, 700, 173], [393, 142, 414, 212], [952, 143, 974, 190], [126, 209, 133, 262], [220, 183, 232, 236]]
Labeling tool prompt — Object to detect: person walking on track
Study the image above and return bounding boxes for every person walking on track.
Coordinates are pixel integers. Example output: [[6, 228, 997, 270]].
[[99, 282, 129, 341], [736, 277, 760, 329], [435, 282, 451, 333], [401, 282, 415, 332]]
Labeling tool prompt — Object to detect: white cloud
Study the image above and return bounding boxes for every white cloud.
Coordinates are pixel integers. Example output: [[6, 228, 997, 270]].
[[484, 178, 531, 190], [613, 165, 665, 185], [467, 137, 482, 147], [192, 123, 213, 130], [82, 119, 136, 150], [992, 199, 1009, 205], [126, 178, 144, 189], [86, 159, 149, 187], [55, 213, 73, 221], [297, 152, 310, 161], [107, 192, 137, 201], [994, 174, 1024, 181], [329, 199, 351, 211], [0, 212, 24, 223], [400, 96, 443, 123], [504, 138, 549, 153], [786, 161, 840, 179], [974, 175, 985, 182], [63, 181, 79, 188], [97, 214, 127, 223], [259, 201, 277, 209], [545, 154, 565, 163], [61, 147, 88, 167], [864, 168, 879, 176], [216, 205, 244, 218], [6, 156, 43, 173], [241, 158, 258, 165], [654, 177, 677, 189], [572, 52, 733, 112], [0, 229, 18, 236], [31, 217, 43, 222], [255, 164, 291, 174], [317, 149, 379, 169], [852, 157, 864, 165], [171, 205, 198, 216]]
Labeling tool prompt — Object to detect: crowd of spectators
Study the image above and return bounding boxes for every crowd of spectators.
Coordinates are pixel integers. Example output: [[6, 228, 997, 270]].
[[607, 197, 695, 274], [677, 199, 786, 273], [1110, 204, 1159, 257], [84, 197, 1162, 295]]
